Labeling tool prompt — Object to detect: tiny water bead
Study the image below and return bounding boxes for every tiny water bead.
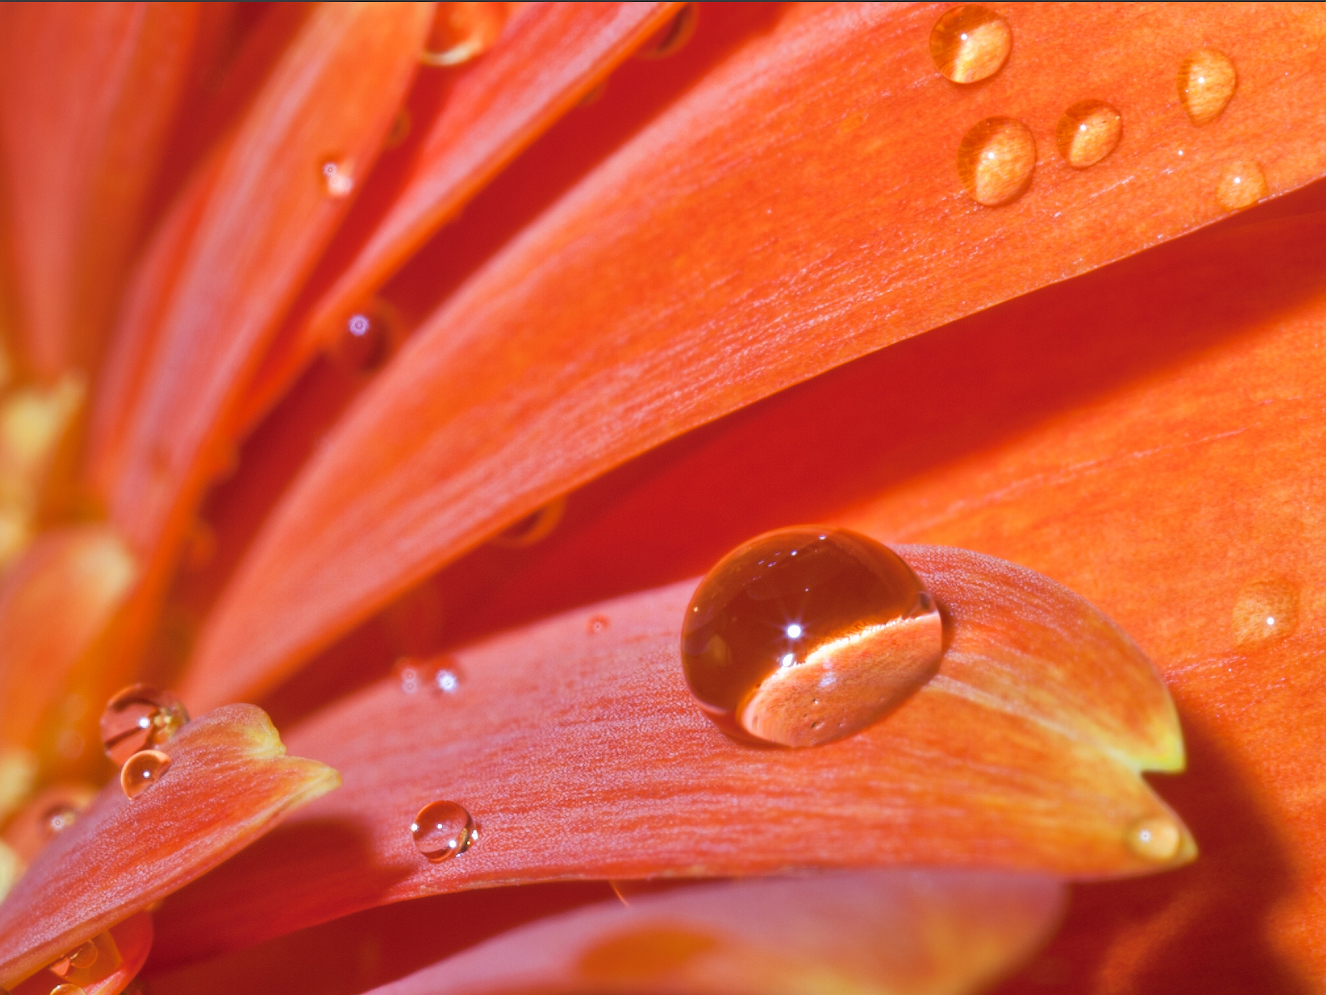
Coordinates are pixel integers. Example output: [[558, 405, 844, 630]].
[[681, 527, 943, 748], [49, 940, 98, 978], [1126, 815, 1183, 862], [410, 800, 477, 862], [100, 684, 189, 766], [330, 303, 397, 372], [120, 749, 172, 799], [1215, 160, 1267, 212], [420, 2, 506, 66], [395, 656, 462, 695], [929, 5, 1011, 84], [50, 986, 86, 995], [957, 117, 1036, 207], [320, 159, 355, 198], [636, 3, 697, 59], [1055, 101, 1122, 169], [1178, 49, 1236, 126], [1233, 577, 1299, 649], [41, 803, 79, 839]]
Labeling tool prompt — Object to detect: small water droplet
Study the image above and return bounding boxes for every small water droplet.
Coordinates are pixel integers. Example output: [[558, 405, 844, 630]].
[[394, 656, 463, 696], [1215, 160, 1267, 212], [41, 803, 79, 839], [435, 668, 459, 694], [49, 940, 98, 978], [421, 2, 507, 66], [588, 614, 610, 634], [330, 301, 399, 371], [320, 159, 355, 198], [410, 800, 477, 862], [50, 986, 87, 995], [1126, 815, 1183, 862], [957, 117, 1036, 206], [120, 749, 172, 799], [490, 496, 568, 548], [1055, 101, 1122, 168], [681, 527, 943, 748], [100, 684, 189, 766], [1178, 49, 1236, 125], [1232, 577, 1299, 649], [930, 6, 1012, 83], [637, 3, 697, 59]]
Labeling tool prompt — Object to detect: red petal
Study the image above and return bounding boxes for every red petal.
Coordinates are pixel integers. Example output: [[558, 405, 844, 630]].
[[154, 546, 1185, 963], [0, 704, 337, 989], [0, 3, 201, 378], [183, 2, 1326, 709]]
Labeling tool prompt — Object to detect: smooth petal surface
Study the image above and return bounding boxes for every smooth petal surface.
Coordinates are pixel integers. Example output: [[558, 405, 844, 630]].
[[364, 871, 1064, 995], [186, 2, 1326, 709], [0, 704, 338, 989], [85, 1, 433, 562], [0, 2, 201, 378], [154, 546, 1184, 963], [239, 0, 684, 428], [11, 912, 152, 995]]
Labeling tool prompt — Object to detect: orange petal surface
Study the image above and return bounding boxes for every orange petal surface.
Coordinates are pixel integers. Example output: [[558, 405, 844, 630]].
[[361, 871, 1064, 995], [0, 704, 338, 989], [154, 546, 1185, 963], [185, 2, 1326, 710]]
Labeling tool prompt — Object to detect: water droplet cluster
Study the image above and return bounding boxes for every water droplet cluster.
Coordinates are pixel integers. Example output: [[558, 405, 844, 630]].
[[681, 527, 942, 748], [411, 800, 477, 862], [99, 684, 189, 766]]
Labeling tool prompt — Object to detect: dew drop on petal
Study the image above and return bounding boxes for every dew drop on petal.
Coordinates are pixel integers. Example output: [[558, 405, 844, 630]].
[[681, 527, 943, 748], [435, 668, 459, 694], [1055, 101, 1123, 168], [588, 614, 610, 634], [41, 803, 79, 839], [930, 5, 1012, 84], [330, 302, 398, 372], [50, 986, 87, 995], [490, 496, 568, 548], [320, 159, 355, 198], [410, 800, 477, 862], [1215, 160, 1267, 212], [957, 117, 1036, 206], [1232, 577, 1299, 649], [100, 684, 189, 767], [120, 749, 172, 799], [1178, 49, 1236, 125], [1126, 815, 1183, 862], [49, 940, 98, 978], [637, 3, 697, 59], [421, 2, 506, 66]]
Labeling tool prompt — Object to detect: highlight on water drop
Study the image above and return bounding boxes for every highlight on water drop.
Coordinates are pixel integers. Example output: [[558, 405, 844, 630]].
[[421, 2, 506, 66], [681, 527, 943, 748], [320, 158, 355, 198], [957, 117, 1036, 206], [410, 800, 477, 863], [41, 803, 80, 839], [50, 985, 87, 995], [929, 5, 1012, 83], [99, 684, 189, 767], [394, 656, 463, 696], [1232, 576, 1299, 649], [329, 300, 399, 372], [1178, 49, 1236, 125], [120, 749, 172, 799], [1055, 100, 1122, 168], [48, 940, 98, 978], [1215, 159, 1267, 212], [1126, 815, 1183, 863]]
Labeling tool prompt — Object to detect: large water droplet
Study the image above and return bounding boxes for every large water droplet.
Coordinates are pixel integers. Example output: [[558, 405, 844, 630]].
[[50, 986, 87, 995], [421, 2, 506, 66], [637, 3, 697, 59], [1215, 160, 1267, 212], [681, 527, 943, 748], [320, 159, 355, 198], [957, 117, 1036, 206], [120, 749, 172, 799], [1178, 49, 1236, 125], [930, 6, 1012, 84], [1055, 101, 1122, 168], [1126, 815, 1182, 862], [410, 800, 477, 862], [1232, 577, 1299, 649], [100, 684, 189, 767], [49, 940, 98, 978]]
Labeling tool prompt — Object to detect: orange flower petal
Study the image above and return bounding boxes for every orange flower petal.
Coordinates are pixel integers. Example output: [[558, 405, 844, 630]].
[[0, 704, 337, 990], [184, 2, 1326, 710], [348, 871, 1062, 995], [238, 1, 685, 430], [155, 546, 1184, 962], [10, 912, 151, 995], [0, 3, 202, 378]]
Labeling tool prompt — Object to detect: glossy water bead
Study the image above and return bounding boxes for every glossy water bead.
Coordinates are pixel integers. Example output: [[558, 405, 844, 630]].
[[99, 684, 189, 766], [957, 117, 1036, 206], [120, 749, 172, 799], [681, 527, 943, 747], [48, 940, 98, 977], [411, 800, 477, 863], [929, 6, 1012, 84]]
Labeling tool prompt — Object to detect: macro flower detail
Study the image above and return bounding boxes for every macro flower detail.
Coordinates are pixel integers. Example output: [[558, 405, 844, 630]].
[[0, 3, 1324, 994]]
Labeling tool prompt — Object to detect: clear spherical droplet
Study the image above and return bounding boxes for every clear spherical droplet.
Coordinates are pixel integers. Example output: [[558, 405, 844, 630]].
[[1126, 815, 1183, 862], [421, 2, 506, 66], [320, 159, 355, 198], [1233, 577, 1299, 649], [410, 800, 477, 862], [1178, 49, 1236, 125], [1215, 160, 1267, 212], [637, 3, 697, 59], [50, 985, 87, 995], [100, 684, 189, 767], [930, 6, 1012, 84], [330, 302, 398, 372], [48, 940, 98, 978], [957, 117, 1036, 206], [120, 749, 172, 799], [1055, 101, 1123, 168], [681, 527, 943, 748]]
